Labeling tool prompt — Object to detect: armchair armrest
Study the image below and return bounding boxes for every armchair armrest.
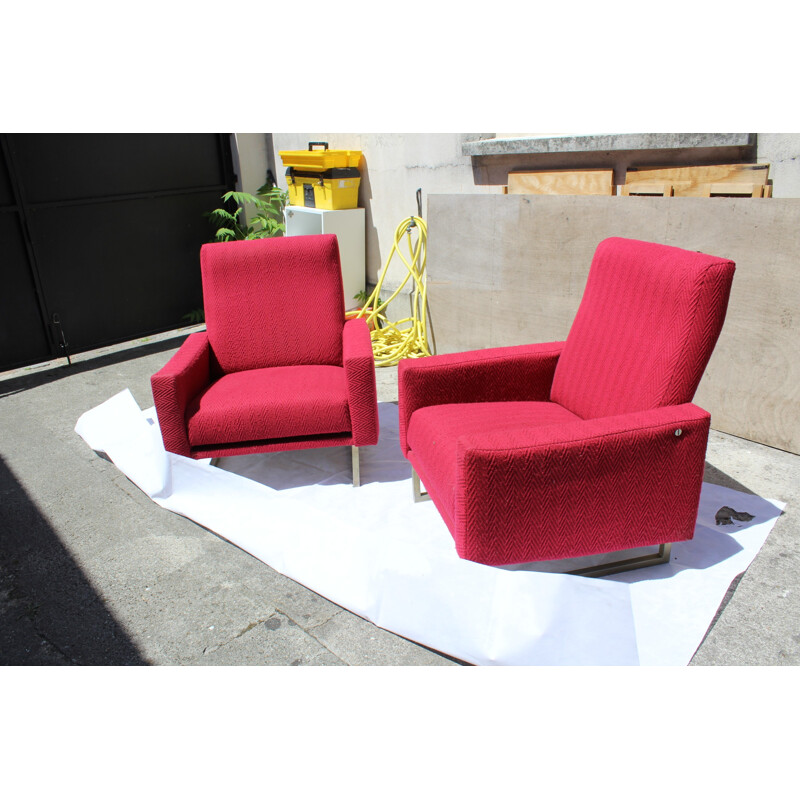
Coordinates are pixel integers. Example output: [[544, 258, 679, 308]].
[[342, 317, 378, 446], [150, 332, 211, 457], [398, 342, 564, 455], [453, 402, 711, 564]]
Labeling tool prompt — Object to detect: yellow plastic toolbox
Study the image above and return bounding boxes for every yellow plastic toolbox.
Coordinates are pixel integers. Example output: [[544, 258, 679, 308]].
[[279, 142, 362, 209], [279, 141, 361, 170]]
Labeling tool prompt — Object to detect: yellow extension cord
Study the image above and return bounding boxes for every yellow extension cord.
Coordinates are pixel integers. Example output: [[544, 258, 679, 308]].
[[355, 215, 434, 367]]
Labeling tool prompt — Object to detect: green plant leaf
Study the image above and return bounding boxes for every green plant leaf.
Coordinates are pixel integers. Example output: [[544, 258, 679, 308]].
[[206, 185, 287, 243], [222, 190, 261, 207], [207, 208, 238, 225], [182, 308, 205, 324]]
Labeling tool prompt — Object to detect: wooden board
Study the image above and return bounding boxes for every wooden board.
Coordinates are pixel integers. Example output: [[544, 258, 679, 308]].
[[623, 163, 770, 197], [507, 169, 615, 196], [707, 183, 763, 197], [620, 183, 673, 196], [427, 194, 800, 454]]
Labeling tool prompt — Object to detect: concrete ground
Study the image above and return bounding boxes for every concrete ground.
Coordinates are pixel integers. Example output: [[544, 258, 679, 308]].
[[1, 328, 798, 666]]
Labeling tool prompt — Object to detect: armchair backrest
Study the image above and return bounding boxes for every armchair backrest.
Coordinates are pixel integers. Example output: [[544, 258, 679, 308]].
[[550, 237, 735, 419], [200, 234, 345, 373]]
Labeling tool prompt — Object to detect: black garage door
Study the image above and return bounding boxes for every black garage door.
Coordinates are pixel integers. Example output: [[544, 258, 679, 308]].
[[0, 133, 236, 371]]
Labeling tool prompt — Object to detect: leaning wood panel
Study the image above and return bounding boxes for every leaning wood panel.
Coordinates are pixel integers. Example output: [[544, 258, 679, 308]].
[[426, 194, 800, 454], [707, 183, 762, 197], [620, 183, 674, 196], [507, 169, 614, 196], [624, 163, 770, 197]]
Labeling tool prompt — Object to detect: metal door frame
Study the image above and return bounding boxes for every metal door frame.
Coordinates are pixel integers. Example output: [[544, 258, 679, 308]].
[[0, 134, 55, 364]]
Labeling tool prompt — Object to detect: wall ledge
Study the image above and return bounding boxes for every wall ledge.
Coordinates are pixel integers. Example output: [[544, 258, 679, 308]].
[[462, 133, 755, 157]]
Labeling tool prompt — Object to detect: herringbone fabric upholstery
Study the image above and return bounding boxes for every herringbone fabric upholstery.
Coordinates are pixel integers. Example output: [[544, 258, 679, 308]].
[[451, 404, 710, 565], [186, 365, 351, 446], [201, 235, 345, 373], [398, 237, 735, 567], [398, 342, 563, 455], [151, 331, 211, 457], [343, 318, 380, 446], [151, 234, 379, 462], [407, 401, 581, 518], [551, 237, 735, 418]]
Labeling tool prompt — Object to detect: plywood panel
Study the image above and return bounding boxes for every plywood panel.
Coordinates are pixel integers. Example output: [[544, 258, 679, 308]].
[[624, 163, 770, 197], [660, 199, 800, 454], [620, 183, 673, 196], [508, 168, 614, 196], [707, 183, 763, 197], [426, 194, 800, 454]]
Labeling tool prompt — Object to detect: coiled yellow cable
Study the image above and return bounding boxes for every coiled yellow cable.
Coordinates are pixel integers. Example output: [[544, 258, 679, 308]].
[[355, 216, 434, 367]]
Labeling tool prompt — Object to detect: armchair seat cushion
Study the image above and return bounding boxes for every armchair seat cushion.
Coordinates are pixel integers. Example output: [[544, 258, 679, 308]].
[[186, 365, 351, 447], [406, 401, 582, 519]]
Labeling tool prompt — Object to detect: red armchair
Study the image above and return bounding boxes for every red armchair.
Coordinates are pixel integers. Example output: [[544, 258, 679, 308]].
[[398, 237, 735, 574], [151, 234, 378, 485]]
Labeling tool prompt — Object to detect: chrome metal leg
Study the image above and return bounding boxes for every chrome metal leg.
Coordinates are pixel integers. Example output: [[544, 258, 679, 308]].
[[412, 467, 430, 502], [568, 542, 673, 578], [352, 446, 360, 488]]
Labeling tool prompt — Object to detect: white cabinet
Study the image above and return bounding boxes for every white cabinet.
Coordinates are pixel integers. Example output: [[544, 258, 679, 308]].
[[284, 206, 365, 310]]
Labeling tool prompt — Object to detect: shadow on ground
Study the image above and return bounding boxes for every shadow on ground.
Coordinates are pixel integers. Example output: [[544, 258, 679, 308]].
[[703, 462, 760, 496], [0, 456, 147, 665], [0, 334, 190, 399]]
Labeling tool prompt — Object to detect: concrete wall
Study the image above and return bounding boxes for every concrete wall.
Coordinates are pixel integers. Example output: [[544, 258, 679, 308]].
[[232, 133, 270, 196], [756, 133, 800, 197]]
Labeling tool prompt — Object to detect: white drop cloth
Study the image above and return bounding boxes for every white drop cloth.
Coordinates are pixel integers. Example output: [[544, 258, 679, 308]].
[[75, 390, 784, 666]]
